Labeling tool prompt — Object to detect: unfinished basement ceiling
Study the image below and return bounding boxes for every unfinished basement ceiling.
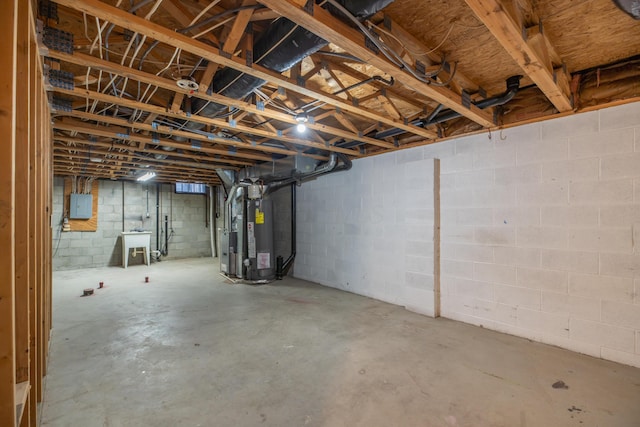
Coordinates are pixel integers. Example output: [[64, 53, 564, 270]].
[[45, 0, 640, 184]]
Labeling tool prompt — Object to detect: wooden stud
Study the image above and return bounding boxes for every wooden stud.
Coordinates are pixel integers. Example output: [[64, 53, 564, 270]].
[[27, 17, 40, 426], [15, 0, 31, 397], [433, 158, 441, 318], [0, 0, 17, 424]]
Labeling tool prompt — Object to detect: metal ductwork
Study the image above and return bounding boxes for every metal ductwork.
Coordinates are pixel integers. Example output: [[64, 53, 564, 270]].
[[264, 152, 352, 194], [217, 152, 352, 284], [612, 0, 640, 19], [173, 0, 394, 141], [339, 75, 522, 145], [418, 75, 522, 128]]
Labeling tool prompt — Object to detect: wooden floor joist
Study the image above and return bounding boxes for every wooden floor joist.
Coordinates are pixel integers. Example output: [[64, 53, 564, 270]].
[[464, 0, 573, 112], [52, 0, 436, 141], [45, 50, 399, 150], [257, 0, 495, 128]]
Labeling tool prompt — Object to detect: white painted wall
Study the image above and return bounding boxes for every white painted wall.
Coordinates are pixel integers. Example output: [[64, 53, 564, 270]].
[[295, 101, 640, 368], [295, 155, 437, 316]]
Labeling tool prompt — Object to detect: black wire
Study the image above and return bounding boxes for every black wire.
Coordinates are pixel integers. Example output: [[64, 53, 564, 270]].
[[53, 222, 64, 258]]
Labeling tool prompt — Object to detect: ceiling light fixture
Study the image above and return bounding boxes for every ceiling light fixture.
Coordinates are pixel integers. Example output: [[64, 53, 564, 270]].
[[176, 76, 199, 94], [137, 172, 156, 182], [295, 114, 309, 133]]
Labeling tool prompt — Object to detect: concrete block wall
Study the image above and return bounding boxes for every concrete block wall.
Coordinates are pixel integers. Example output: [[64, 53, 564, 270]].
[[294, 101, 640, 367], [53, 179, 213, 270], [161, 186, 213, 260], [295, 155, 437, 317], [436, 102, 640, 368]]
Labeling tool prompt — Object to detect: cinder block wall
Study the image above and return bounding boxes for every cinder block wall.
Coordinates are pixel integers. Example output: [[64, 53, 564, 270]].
[[295, 156, 437, 316], [52, 179, 213, 270], [295, 101, 640, 367]]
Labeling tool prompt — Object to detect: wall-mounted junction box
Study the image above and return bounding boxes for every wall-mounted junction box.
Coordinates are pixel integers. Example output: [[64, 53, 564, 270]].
[[69, 193, 93, 219]]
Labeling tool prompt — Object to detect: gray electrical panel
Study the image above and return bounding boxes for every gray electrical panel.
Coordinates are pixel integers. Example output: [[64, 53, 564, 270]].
[[70, 193, 92, 219]]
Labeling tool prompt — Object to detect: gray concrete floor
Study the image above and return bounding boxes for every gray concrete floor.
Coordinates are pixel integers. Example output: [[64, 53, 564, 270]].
[[43, 258, 640, 427]]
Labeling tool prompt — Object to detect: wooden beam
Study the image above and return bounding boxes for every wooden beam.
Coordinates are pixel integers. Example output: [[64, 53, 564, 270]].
[[52, 0, 435, 139], [53, 144, 241, 170], [464, 0, 573, 112], [333, 111, 360, 134], [51, 85, 362, 155], [53, 118, 272, 163], [257, 0, 495, 127], [250, 8, 279, 21], [47, 50, 396, 149], [53, 155, 221, 179], [377, 94, 402, 120], [53, 161, 219, 182], [175, 0, 256, 114], [223, 1, 255, 53], [54, 135, 253, 166], [58, 109, 303, 159], [0, 0, 17, 424]]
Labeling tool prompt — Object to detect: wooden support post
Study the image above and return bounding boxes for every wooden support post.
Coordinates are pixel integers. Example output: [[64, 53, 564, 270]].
[[0, 0, 18, 424], [27, 31, 40, 427], [15, 0, 31, 414]]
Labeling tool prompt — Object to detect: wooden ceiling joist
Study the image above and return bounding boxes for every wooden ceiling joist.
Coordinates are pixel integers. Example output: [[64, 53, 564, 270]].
[[53, 145, 236, 171], [53, 153, 222, 178], [45, 50, 393, 150], [54, 135, 249, 167], [52, 0, 436, 140], [56, 109, 315, 160], [464, 0, 573, 112], [257, 0, 495, 128], [53, 163, 219, 183], [50, 85, 360, 156], [53, 119, 274, 162]]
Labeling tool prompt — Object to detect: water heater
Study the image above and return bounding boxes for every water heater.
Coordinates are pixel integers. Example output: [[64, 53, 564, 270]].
[[245, 198, 275, 281], [221, 185, 275, 283]]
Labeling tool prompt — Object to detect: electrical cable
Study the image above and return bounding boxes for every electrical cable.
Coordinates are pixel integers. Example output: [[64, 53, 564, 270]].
[[429, 60, 458, 87], [52, 222, 64, 258], [326, 0, 448, 85], [371, 20, 454, 56]]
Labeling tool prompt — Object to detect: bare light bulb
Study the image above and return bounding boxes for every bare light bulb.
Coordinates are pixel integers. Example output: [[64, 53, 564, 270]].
[[296, 123, 307, 133]]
